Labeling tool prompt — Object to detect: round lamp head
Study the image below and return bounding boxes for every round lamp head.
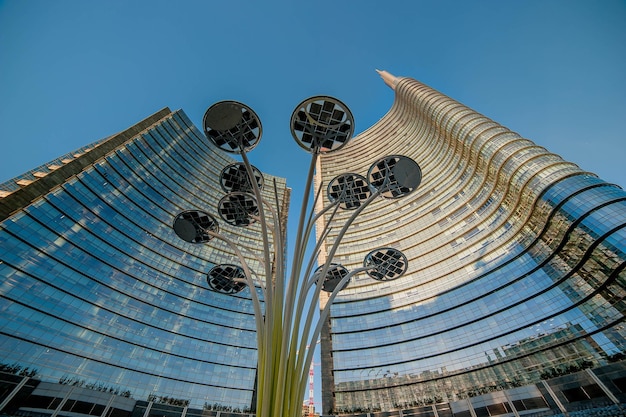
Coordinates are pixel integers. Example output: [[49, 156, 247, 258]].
[[220, 162, 264, 193], [363, 247, 408, 281], [207, 264, 247, 294], [327, 173, 371, 210], [203, 101, 262, 154], [290, 96, 354, 154], [217, 192, 259, 227], [315, 263, 350, 293], [367, 155, 422, 199], [173, 210, 219, 243]]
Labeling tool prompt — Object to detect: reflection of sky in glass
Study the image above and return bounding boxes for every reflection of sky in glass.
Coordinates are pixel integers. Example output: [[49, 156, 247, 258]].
[[0, 110, 288, 409], [317, 78, 626, 410]]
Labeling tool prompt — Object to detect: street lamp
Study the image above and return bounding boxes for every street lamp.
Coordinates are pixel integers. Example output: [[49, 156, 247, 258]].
[[172, 97, 421, 417]]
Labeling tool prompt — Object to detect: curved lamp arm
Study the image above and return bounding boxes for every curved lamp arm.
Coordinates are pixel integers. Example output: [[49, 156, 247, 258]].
[[205, 230, 266, 337]]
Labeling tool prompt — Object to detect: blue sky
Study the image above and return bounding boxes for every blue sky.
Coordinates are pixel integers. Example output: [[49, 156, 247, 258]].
[[1, 0, 625, 408], [1, 1, 625, 188]]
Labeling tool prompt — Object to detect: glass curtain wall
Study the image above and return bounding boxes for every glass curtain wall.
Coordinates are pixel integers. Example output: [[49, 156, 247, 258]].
[[316, 75, 626, 414], [0, 110, 288, 410]]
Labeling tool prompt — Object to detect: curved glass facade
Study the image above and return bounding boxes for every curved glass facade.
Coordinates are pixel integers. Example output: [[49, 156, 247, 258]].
[[316, 75, 626, 413], [0, 109, 288, 410]]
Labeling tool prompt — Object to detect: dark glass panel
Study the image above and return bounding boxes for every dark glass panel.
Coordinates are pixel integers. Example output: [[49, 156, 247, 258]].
[[486, 403, 509, 415], [472, 407, 489, 417], [521, 397, 548, 409], [109, 408, 133, 417], [583, 383, 606, 399], [612, 376, 626, 393]]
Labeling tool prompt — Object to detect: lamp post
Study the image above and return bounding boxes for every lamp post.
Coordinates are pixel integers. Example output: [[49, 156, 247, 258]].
[[172, 97, 422, 417]]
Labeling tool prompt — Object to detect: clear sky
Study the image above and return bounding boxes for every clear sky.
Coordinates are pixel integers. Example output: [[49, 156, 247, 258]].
[[1, 0, 625, 408], [1, 1, 625, 188]]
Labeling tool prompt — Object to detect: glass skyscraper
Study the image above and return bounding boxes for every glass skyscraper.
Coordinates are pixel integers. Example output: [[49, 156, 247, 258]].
[[316, 71, 626, 414], [1, 74, 625, 417], [0, 108, 288, 413]]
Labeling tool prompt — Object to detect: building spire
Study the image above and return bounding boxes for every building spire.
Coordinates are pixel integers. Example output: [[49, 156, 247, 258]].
[[376, 69, 398, 90]]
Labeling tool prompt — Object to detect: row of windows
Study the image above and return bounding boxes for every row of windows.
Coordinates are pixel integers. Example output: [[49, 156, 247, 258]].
[[318, 78, 626, 411], [0, 110, 281, 408], [0, 214, 259, 335], [329, 176, 626, 316], [329, 233, 625, 378]]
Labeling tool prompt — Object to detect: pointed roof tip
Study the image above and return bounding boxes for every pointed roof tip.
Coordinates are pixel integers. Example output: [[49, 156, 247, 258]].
[[376, 69, 399, 90]]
